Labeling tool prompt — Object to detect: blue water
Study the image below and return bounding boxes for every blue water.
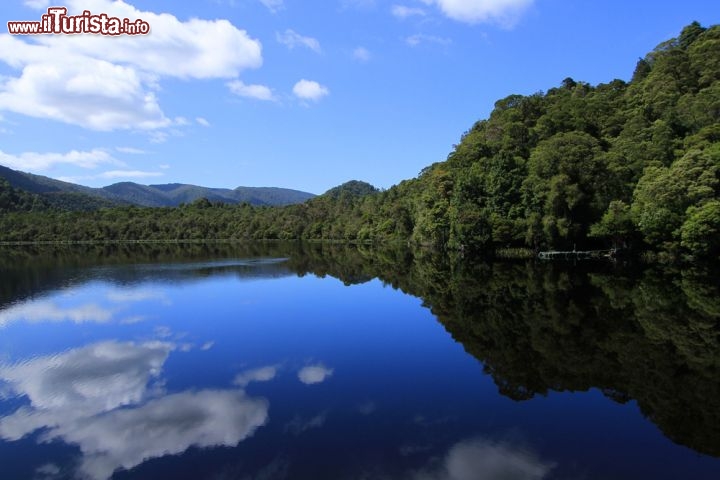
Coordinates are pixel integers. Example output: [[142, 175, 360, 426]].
[[0, 251, 718, 479]]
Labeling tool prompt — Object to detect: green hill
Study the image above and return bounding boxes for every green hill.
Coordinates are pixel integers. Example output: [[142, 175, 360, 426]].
[[0, 165, 126, 210], [0, 165, 316, 208], [0, 178, 48, 212], [105, 182, 316, 206], [323, 181, 379, 200]]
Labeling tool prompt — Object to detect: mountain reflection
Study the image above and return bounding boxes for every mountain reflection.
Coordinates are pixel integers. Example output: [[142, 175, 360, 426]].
[[0, 340, 269, 480], [0, 243, 294, 310], [287, 244, 720, 458]]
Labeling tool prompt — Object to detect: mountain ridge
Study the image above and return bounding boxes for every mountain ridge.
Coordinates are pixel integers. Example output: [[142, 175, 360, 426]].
[[0, 164, 316, 208]]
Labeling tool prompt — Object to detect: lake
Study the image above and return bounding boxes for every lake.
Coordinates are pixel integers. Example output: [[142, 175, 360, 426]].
[[0, 243, 718, 479]]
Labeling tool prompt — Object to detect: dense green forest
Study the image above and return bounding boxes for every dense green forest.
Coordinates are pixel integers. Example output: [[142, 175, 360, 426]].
[[1, 23, 718, 260], [0, 179, 47, 213]]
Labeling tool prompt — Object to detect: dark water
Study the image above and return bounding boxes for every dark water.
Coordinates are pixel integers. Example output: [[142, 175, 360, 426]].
[[0, 243, 718, 479]]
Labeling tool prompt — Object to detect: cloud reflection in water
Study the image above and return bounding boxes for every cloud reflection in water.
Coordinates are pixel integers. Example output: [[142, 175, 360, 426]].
[[413, 437, 555, 480], [298, 363, 334, 385], [54, 389, 268, 480], [0, 300, 113, 328], [234, 365, 279, 387], [0, 340, 269, 480], [0, 340, 173, 439], [0, 287, 169, 329]]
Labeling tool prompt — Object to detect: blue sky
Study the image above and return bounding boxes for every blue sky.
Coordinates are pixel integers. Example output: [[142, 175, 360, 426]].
[[0, 0, 718, 194]]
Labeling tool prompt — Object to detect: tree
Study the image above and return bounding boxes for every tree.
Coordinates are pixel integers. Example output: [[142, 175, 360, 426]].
[[522, 131, 604, 246], [590, 200, 634, 249], [681, 200, 720, 257]]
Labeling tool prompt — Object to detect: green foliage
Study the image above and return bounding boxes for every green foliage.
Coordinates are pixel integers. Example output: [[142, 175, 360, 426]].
[[523, 131, 604, 246], [681, 200, 720, 258], [0, 179, 48, 212], [632, 146, 719, 251], [322, 180, 379, 200], [589, 200, 634, 248]]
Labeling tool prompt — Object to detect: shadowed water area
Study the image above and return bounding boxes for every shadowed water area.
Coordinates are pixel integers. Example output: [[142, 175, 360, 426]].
[[0, 243, 718, 479]]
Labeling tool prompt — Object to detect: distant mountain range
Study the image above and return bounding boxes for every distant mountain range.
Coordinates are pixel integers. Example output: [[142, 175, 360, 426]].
[[0, 164, 316, 209]]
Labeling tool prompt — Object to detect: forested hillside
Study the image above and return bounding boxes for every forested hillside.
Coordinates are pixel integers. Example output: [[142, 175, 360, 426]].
[[367, 21, 719, 258], [0, 179, 47, 213], [101, 182, 316, 207], [1, 23, 718, 260], [0, 165, 127, 210], [0, 164, 315, 208]]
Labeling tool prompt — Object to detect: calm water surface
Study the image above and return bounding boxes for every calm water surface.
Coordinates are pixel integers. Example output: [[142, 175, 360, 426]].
[[0, 243, 718, 479]]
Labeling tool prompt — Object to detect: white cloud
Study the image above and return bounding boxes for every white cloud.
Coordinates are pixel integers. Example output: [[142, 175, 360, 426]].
[[293, 80, 330, 102], [353, 47, 372, 62], [149, 131, 169, 144], [297, 364, 333, 385], [233, 365, 278, 387], [59, 169, 164, 183], [420, 0, 534, 27], [0, 0, 264, 131], [98, 170, 163, 179], [0, 148, 121, 171], [145, 127, 184, 144], [341, 0, 377, 10], [0, 300, 113, 328], [58, 170, 163, 182], [259, 0, 284, 13], [405, 34, 452, 46], [413, 438, 555, 480], [196, 117, 211, 127], [0, 52, 170, 131], [227, 80, 276, 101], [120, 315, 147, 325], [115, 147, 147, 155], [276, 29, 322, 53], [392, 5, 427, 18], [32, 1, 263, 80], [23, 0, 50, 8]]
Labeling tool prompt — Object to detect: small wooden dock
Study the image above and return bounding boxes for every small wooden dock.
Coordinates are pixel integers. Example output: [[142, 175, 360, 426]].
[[538, 249, 616, 260]]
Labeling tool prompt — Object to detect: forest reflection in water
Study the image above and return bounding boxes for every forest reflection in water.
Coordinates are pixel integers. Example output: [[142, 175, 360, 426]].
[[0, 242, 718, 477]]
